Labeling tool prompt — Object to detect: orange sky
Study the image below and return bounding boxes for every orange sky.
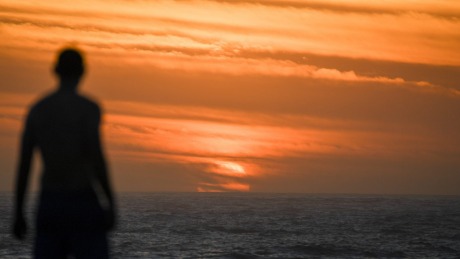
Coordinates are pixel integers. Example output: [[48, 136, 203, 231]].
[[1, 0, 459, 194]]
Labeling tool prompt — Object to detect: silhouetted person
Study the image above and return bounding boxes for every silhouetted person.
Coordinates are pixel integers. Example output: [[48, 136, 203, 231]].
[[13, 48, 116, 258]]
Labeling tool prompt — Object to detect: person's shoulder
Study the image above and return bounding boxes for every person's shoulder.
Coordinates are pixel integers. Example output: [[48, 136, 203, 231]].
[[77, 93, 102, 113], [28, 91, 56, 113], [33, 91, 55, 105], [76, 94, 104, 124]]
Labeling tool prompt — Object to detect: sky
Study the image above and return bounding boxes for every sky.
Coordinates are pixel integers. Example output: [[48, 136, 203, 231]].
[[1, 0, 459, 194]]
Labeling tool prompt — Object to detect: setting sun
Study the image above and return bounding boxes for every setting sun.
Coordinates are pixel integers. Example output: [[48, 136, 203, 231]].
[[0, 0, 459, 195], [217, 161, 245, 175], [2, 1, 460, 258]]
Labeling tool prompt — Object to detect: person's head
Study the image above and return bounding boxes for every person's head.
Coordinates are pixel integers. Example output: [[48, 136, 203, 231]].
[[54, 48, 85, 82]]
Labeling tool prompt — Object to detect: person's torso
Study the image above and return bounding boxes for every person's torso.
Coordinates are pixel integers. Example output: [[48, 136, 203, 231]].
[[30, 91, 99, 192]]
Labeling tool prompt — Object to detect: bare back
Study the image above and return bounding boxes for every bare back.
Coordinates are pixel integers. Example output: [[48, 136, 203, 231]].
[[26, 89, 103, 192]]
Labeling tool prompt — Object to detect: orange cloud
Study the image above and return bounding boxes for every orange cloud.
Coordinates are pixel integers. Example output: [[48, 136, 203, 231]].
[[2, 0, 459, 99], [197, 182, 250, 192], [1, 0, 459, 66], [1, 1, 460, 194]]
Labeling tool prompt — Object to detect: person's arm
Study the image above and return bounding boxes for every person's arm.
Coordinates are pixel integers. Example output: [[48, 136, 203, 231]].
[[13, 112, 35, 240], [89, 105, 116, 230]]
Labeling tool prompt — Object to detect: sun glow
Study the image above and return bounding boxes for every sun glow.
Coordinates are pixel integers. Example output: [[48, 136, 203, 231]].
[[218, 161, 245, 174], [197, 182, 250, 192], [197, 161, 251, 192], [212, 161, 246, 177], [2, 0, 460, 195]]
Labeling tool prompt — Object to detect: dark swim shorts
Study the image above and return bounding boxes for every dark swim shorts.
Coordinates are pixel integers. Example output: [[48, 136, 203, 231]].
[[34, 191, 109, 259]]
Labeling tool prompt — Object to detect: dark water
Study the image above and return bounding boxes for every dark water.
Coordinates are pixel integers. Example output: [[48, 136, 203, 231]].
[[1, 193, 460, 258]]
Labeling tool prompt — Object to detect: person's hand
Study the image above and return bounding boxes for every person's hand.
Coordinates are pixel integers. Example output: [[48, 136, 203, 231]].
[[104, 206, 116, 231], [13, 214, 27, 240]]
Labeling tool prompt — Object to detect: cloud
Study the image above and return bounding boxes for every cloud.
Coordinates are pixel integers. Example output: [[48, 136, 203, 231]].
[[1, 0, 460, 194], [1, 0, 459, 100], [102, 51, 445, 94], [197, 182, 250, 192], [1, 0, 459, 99], [97, 98, 460, 193], [1, 88, 460, 194], [1, 0, 460, 66], [204, 0, 460, 19]]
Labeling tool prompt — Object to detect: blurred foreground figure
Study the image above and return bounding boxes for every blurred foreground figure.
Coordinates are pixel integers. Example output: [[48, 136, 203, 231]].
[[13, 48, 116, 259]]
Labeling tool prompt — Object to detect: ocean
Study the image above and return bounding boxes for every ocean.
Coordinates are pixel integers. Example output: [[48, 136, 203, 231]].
[[1, 192, 459, 258]]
